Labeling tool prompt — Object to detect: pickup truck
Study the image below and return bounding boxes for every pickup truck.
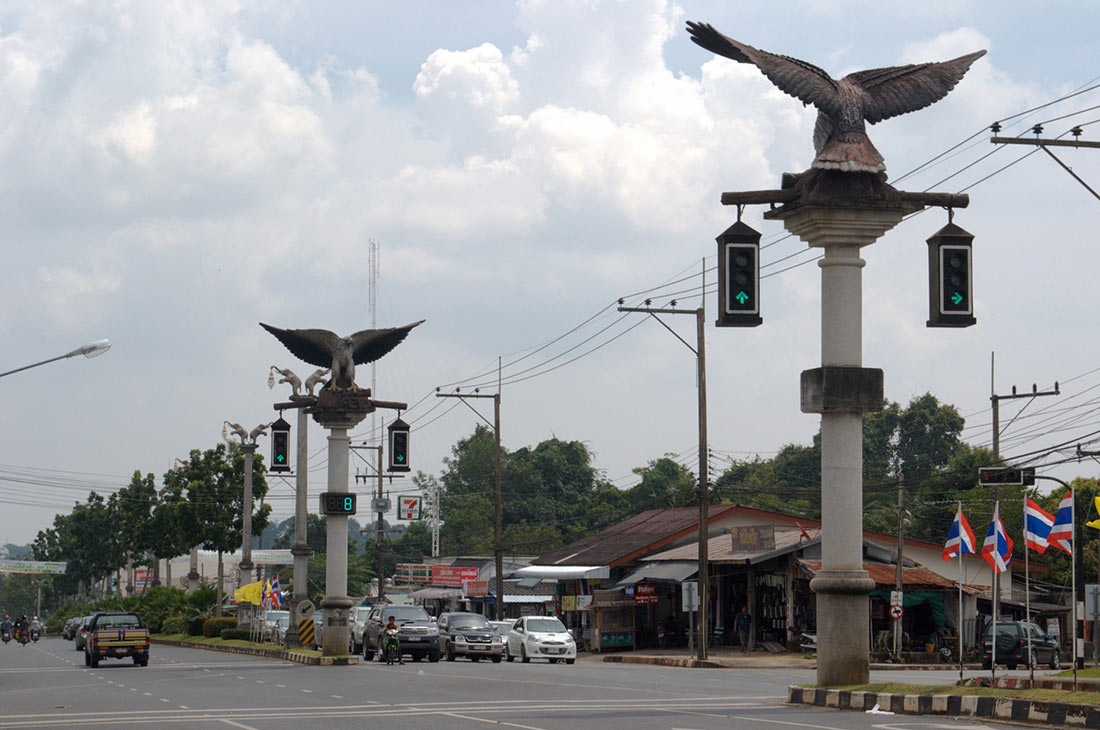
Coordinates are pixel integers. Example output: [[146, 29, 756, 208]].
[[84, 612, 150, 668]]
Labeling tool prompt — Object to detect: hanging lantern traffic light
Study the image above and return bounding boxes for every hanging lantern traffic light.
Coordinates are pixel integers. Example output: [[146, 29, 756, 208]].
[[926, 220, 976, 328], [270, 416, 291, 473], [387, 418, 410, 472], [716, 220, 763, 327]]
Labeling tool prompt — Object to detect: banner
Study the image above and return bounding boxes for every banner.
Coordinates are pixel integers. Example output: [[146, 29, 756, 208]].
[[464, 580, 488, 597], [0, 560, 67, 574], [431, 565, 480, 587]]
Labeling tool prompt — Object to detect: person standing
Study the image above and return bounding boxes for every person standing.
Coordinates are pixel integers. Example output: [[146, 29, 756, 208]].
[[735, 605, 752, 653]]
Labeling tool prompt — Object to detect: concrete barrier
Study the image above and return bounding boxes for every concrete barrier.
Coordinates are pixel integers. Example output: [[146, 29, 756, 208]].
[[151, 637, 359, 666]]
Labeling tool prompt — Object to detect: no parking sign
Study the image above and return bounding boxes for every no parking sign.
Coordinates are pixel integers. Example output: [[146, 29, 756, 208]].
[[889, 604, 904, 620]]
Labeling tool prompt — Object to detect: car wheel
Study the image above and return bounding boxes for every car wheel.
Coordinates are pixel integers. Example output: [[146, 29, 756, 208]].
[[1050, 650, 1060, 670], [412, 653, 422, 662], [1007, 663, 1017, 670], [566, 658, 575, 665], [492, 654, 502, 663], [521, 645, 530, 664], [549, 658, 559, 664], [428, 650, 440, 663], [446, 643, 456, 662], [90, 653, 99, 668], [363, 649, 375, 661], [471, 656, 480, 662], [505, 645, 514, 662], [982, 659, 991, 670], [84, 651, 90, 666]]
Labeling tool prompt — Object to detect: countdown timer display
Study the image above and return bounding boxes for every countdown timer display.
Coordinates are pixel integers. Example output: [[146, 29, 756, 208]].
[[319, 492, 357, 515]]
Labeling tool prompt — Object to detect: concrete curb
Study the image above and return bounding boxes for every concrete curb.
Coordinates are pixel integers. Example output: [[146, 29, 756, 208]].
[[788, 684, 1100, 727], [151, 638, 359, 666], [601, 655, 760, 669], [968, 676, 1100, 692]]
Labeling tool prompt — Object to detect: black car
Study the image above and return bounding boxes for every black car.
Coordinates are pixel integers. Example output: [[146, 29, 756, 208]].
[[362, 605, 439, 662], [437, 612, 503, 662], [981, 620, 1060, 670]]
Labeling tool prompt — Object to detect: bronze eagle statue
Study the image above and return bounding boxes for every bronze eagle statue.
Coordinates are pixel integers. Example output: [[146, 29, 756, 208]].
[[686, 22, 985, 174], [260, 321, 424, 390]]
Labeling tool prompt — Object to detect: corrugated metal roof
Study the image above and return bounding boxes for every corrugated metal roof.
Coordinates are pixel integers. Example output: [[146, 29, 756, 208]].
[[799, 560, 976, 592], [532, 505, 738, 568], [642, 527, 820, 563], [616, 561, 699, 586]]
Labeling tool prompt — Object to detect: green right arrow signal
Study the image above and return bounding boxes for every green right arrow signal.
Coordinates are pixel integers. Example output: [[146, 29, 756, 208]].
[[951, 292, 963, 305]]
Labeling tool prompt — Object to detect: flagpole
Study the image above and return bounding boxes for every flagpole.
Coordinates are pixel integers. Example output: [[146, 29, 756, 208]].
[[1025, 495, 1034, 684], [958, 501, 965, 683], [992, 501, 998, 685]]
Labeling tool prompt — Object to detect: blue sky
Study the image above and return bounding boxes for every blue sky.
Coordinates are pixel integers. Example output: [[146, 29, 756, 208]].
[[1, 0, 1099, 544]]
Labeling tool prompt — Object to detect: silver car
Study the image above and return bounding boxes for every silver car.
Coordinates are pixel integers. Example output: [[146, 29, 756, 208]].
[[349, 606, 372, 654]]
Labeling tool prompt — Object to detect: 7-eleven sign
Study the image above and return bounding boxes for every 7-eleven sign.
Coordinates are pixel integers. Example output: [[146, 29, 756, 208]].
[[397, 496, 422, 521]]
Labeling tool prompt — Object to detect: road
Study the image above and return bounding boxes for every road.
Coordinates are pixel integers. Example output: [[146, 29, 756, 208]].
[[0, 638, 1022, 729]]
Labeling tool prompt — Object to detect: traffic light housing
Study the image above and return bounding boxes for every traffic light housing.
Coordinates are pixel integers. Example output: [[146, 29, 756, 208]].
[[716, 221, 762, 327], [270, 416, 291, 473], [388, 418, 410, 472], [927, 222, 975, 328], [978, 466, 1034, 486]]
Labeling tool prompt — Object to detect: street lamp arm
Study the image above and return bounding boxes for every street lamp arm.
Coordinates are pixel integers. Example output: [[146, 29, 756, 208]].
[[0, 339, 111, 379]]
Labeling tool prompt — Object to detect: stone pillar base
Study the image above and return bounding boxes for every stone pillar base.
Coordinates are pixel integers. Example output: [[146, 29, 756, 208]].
[[811, 570, 876, 685], [320, 596, 355, 656]]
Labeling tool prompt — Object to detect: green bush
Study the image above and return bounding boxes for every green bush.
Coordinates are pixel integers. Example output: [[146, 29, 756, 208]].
[[220, 628, 252, 641], [203, 617, 237, 637], [187, 618, 205, 636], [161, 616, 188, 635]]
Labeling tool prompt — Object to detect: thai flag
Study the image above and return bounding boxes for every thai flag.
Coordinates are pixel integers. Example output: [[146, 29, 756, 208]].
[[1024, 497, 1055, 553], [982, 501, 1014, 574], [270, 577, 282, 608], [942, 504, 977, 560], [261, 580, 269, 608], [1048, 491, 1074, 554]]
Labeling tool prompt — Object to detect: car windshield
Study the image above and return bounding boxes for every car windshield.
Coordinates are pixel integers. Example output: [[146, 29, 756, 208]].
[[526, 618, 567, 633], [450, 614, 491, 630], [95, 614, 144, 629], [265, 611, 289, 623], [982, 623, 1019, 638], [386, 606, 430, 622]]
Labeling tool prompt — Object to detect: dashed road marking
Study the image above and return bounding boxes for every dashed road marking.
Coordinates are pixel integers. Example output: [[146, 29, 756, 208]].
[[332, 695, 343, 699], [300, 689, 312, 693]]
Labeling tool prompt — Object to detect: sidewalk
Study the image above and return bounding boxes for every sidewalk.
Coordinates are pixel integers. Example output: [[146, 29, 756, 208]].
[[586, 645, 815, 669]]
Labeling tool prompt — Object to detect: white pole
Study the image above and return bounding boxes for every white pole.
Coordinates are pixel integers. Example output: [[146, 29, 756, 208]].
[[958, 501, 965, 682], [992, 501, 998, 684], [1024, 496, 1034, 683]]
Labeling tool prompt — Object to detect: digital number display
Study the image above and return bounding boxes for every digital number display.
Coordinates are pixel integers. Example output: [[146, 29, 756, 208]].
[[319, 492, 357, 515]]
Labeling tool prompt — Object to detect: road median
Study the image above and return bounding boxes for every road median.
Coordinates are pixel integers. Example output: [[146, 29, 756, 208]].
[[151, 636, 359, 666]]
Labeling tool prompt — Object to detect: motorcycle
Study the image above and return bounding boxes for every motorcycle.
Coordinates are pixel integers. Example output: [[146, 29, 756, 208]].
[[1, 629, 10, 644], [15, 629, 29, 646], [382, 627, 401, 665], [30, 627, 40, 643]]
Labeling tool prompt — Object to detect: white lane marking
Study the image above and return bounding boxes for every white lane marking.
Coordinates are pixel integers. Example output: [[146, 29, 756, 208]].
[[143, 692, 152, 696], [331, 695, 343, 699], [300, 689, 312, 693], [179, 705, 189, 709], [660, 707, 728, 718], [725, 714, 854, 730], [276, 684, 287, 688], [443, 712, 548, 730], [256, 680, 264, 684], [220, 720, 261, 730], [159, 699, 169, 703]]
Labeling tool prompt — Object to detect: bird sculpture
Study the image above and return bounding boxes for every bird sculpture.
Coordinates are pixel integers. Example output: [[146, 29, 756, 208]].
[[686, 22, 985, 174], [260, 321, 424, 390]]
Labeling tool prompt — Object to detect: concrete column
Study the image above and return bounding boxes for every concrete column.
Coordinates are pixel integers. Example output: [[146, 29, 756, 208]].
[[320, 424, 354, 655], [286, 406, 310, 647], [777, 203, 913, 685], [239, 445, 256, 590], [188, 545, 200, 593]]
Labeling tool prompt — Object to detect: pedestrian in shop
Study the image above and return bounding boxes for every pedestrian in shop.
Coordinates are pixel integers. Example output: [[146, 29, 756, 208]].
[[735, 605, 752, 653]]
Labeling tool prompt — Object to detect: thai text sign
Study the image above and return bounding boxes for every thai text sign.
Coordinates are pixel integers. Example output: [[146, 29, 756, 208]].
[[395, 563, 431, 583], [730, 525, 776, 553], [0, 560, 67, 574], [634, 583, 658, 605], [464, 580, 488, 597], [431, 565, 480, 587]]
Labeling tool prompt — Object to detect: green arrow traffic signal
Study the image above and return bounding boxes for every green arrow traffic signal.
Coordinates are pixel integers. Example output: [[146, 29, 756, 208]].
[[951, 292, 963, 305], [735, 291, 749, 304], [396, 454, 405, 463]]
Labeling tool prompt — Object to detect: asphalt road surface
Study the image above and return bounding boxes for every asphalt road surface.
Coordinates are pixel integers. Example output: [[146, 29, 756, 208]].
[[0, 638, 1022, 729]]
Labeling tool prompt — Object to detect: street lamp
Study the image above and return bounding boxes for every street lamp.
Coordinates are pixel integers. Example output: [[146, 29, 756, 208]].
[[0, 339, 112, 378]]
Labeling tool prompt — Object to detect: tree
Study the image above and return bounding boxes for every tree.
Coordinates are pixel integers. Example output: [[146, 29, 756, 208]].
[[628, 457, 697, 511]]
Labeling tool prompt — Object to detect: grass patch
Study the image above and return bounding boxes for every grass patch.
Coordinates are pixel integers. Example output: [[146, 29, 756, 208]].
[[810, 682, 1100, 707]]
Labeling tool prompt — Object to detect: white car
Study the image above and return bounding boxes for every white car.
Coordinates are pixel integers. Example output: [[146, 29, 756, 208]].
[[505, 616, 576, 664], [349, 606, 372, 654], [261, 610, 290, 642]]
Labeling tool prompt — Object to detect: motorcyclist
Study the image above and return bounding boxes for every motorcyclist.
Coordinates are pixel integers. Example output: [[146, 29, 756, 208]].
[[30, 617, 41, 641], [383, 615, 403, 665], [1, 615, 11, 641], [13, 615, 28, 642]]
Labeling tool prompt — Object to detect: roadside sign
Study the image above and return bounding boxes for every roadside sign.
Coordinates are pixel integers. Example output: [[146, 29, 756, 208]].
[[296, 599, 315, 619], [889, 590, 903, 607], [682, 581, 700, 612], [1086, 585, 1100, 621], [397, 496, 422, 520], [889, 604, 904, 620]]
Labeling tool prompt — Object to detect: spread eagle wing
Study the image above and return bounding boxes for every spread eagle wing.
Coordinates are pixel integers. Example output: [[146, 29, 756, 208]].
[[259, 323, 342, 369], [349, 320, 425, 365], [846, 50, 986, 124], [686, 22, 840, 114]]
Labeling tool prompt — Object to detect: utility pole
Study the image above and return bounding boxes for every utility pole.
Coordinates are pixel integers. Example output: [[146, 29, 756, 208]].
[[1078, 444, 1100, 666], [989, 354, 1059, 621], [619, 275, 709, 661], [437, 385, 504, 620], [991, 127, 1100, 202]]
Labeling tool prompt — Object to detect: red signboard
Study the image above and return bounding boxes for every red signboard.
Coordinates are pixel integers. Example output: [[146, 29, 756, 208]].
[[634, 583, 658, 605], [431, 565, 480, 587], [464, 580, 488, 597]]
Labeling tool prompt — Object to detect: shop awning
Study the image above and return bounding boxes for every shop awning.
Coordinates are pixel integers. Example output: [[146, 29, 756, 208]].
[[515, 565, 609, 580], [615, 561, 698, 587]]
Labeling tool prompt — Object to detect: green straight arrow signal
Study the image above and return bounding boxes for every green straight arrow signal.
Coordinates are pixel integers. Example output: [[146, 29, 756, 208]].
[[735, 291, 749, 304], [951, 292, 963, 305]]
